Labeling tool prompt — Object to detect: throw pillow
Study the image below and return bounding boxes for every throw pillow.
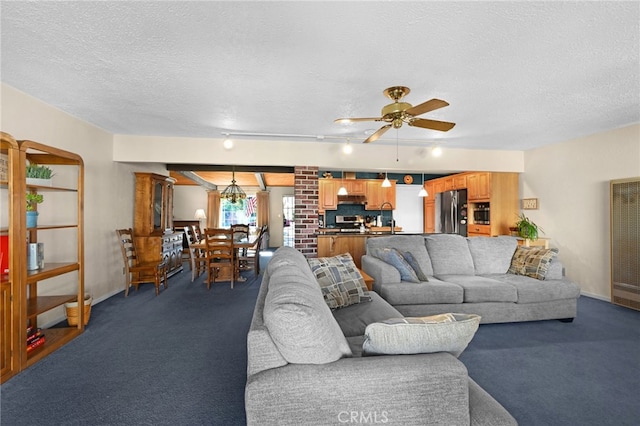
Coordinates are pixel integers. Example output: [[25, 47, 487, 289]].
[[372, 247, 420, 282], [362, 313, 481, 357], [402, 251, 429, 281], [508, 246, 559, 280], [308, 253, 370, 309]]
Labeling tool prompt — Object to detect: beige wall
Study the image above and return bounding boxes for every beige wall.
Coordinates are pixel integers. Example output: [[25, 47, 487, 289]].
[[521, 124, 640, 300], [1, 84, 165, 316]]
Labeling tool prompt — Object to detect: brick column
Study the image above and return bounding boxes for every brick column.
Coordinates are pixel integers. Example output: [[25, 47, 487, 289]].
[[294, 166, 318, 258]]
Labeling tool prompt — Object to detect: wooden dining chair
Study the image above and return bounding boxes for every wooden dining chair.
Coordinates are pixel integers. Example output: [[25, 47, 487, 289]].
[[237, 225, 266, 276], [204, 228, 238, 289], [116, 228, 168, 296], [183, 226, 207, 282], [231, 224, 250, 269]]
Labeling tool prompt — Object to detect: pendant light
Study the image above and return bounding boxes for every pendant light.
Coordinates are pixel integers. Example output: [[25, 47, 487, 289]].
[[221, 166, 247, 204], [381, 171, 391, 188], [337, 171, 348, 195], [418, 173, 428, 197]]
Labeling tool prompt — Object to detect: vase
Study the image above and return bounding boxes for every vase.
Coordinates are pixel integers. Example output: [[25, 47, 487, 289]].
[[26, 177, 52, 187], [26, 210, 38, 228]]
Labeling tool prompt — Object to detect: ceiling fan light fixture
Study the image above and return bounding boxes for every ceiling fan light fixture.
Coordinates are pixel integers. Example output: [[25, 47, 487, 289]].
[[221, 167, 247, 204]]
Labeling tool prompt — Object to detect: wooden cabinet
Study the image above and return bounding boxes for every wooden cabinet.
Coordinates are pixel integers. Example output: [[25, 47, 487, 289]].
[[453, 174, 467, 190], [134, 173, 183, 277], [344, 179, 365, 195], [365, 180, 396, 210], [467, 172, 491, 201], [318, 179, 338, 212], [467, 224, 491, 237], [424, 181, 435, 201], [433, 179, 445, 195], [0, 136, 85, 384], [423, 200, 436, 233], [317, 235, 367, 269]]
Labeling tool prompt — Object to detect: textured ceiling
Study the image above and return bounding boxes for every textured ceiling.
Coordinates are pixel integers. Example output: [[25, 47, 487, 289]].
[[1, 2, 638, 151]]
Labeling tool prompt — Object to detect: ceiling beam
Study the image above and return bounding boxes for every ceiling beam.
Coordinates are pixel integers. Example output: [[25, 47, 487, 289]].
[[177, 171, 218, 191], [255, 173, 267, 191], [167, 164, 294, 173]]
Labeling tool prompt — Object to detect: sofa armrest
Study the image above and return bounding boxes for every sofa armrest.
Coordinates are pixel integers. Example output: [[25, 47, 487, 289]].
[[362, 254, 401, 291], [246, 352, 470, 425]]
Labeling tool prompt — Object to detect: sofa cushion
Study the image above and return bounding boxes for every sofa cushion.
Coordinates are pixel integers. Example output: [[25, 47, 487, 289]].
[[333, 291, 403, 338], [425, 234, 475, 275], [377, 278, 464, 305], [308, 253, 370, 309], [371, 247, 420, 282], [508, 246, 559, 280], [437, 275, 518, 303], [467, 236, 518, 274], [366, 235, 434, 276], [362, 313, 480, 357], [485, 274, 581, 303], [264, 250, 352, 364]]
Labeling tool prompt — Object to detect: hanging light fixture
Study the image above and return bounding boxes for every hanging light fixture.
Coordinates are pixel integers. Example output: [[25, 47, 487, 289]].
[[337, 171, 348, 195], [381, 171, 391, 188], [221, 166, 246, 204], [418, 173, 428, 197]]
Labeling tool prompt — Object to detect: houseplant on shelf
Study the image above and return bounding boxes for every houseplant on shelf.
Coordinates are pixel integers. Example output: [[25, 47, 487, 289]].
[[26, 192, 43, 228], [515, 213, 542, 241], [26, 163, 54, 186]]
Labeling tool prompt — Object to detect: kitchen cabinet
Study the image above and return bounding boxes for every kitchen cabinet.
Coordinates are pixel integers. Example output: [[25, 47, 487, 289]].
[[344, 179, 366, 195], [453, 174, 467, 190], [317, 235, 368, 269], [318, 179, 338, 212], [0, 137, 85, 384], [424, 180, 435, 201], [423, 200, 436, 233], [467, 224, 491, 237], [365, 180, 396, 210], [134, 173, 183, 277], [433, 179, 445, 195], [467, 172, 491, 201]]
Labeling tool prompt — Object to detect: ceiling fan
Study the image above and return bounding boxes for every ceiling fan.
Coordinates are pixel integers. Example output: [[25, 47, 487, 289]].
[[335, 86, 455, 143]]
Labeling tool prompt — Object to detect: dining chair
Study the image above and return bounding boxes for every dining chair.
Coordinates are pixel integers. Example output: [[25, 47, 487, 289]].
[[231, 224, 250, 269], [192, 224, 203, 242], [204, 228, 238, 289], [116, 228, 168, 296], [184, 226, 207, 282], [237, 225, 267, 276]]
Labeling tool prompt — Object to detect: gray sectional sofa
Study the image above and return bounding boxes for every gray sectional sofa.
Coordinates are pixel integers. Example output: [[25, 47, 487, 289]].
[[245, 246, 517, 425], [362, 234, 581, 323]]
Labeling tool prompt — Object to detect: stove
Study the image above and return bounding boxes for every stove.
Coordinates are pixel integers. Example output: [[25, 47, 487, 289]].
[[335, 215, 363, 232]]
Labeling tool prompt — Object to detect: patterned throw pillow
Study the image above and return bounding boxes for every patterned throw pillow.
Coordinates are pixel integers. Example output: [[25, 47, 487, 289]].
[[308, 253, 371, 309], [372, 247, 420, 282], [508, 246, 559, 280], [362, 313, 481, 357]]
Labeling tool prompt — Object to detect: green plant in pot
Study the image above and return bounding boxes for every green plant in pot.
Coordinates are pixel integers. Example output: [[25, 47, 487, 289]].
[[515, 213, 543, 241], [26, 163, 54, 179], [26, 192, 43, 228]]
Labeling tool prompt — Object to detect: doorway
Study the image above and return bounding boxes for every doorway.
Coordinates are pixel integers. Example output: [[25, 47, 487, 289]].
[[282, 195, 295, 247]]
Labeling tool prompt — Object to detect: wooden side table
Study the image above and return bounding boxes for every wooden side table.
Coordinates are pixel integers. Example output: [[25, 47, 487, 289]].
[[358, 268, 374, 291], [516, 237, 550, 249]]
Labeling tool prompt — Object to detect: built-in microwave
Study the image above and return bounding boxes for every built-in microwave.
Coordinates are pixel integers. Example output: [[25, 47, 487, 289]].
[[473, 204, 490, 224]]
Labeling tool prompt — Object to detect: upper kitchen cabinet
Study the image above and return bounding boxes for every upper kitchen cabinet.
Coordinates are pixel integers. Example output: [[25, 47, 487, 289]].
[[467, 172, 491, 201], [365, 180, 396, 210], [318, 178, 338, 212], [344, 179, 366, 195]]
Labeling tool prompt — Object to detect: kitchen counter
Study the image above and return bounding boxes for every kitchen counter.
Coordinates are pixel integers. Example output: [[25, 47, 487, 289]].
[[317, 227, 403, 236], [316, 229, 412, 268]]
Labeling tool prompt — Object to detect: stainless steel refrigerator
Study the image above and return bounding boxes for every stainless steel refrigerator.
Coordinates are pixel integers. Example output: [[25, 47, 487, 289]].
[[435, 189, 468, 236]]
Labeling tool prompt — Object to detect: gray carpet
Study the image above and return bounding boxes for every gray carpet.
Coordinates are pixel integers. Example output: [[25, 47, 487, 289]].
[[1, 256, 639, 425]]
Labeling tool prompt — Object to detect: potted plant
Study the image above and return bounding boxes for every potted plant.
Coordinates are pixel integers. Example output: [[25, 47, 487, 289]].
[[26, 192, 43, 228], [515, 213, 543, 241], [26, 163, 54, 186]]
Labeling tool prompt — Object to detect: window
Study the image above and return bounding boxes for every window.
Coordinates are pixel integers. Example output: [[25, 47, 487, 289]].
[[220, 196, 257, 229]]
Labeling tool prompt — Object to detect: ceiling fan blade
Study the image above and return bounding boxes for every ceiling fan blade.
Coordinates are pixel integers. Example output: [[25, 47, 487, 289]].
[[404, 99, 449, 117], [363, 124, 392, 143], [334, 117, 382, 123], [409, 118, 456, 132]]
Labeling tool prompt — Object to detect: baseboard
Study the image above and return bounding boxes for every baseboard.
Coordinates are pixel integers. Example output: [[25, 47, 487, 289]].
[[580, 292, 610, 302]]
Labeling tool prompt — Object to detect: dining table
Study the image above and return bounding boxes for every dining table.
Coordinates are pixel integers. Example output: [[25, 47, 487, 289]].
[[191, 233, 258, 283]]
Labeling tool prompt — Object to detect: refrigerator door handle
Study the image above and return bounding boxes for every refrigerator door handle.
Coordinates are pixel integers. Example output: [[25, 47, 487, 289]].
[[452, 196, 458, 234]]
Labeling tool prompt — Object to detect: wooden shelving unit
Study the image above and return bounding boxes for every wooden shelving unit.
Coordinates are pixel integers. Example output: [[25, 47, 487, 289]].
[[0, 134, 84, 383]]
